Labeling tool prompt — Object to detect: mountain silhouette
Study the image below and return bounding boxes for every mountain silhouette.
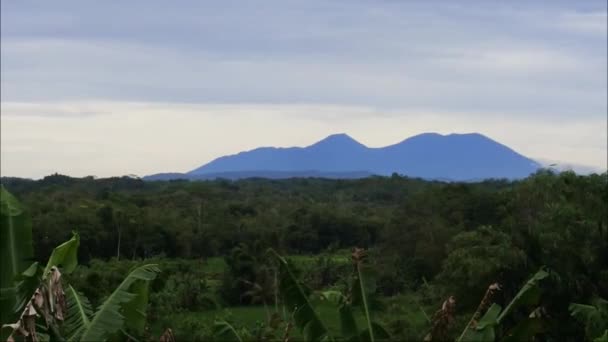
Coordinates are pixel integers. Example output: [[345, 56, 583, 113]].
[[146, 132, 541, 181]]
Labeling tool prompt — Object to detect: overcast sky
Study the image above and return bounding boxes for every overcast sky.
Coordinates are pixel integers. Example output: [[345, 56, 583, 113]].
[[1, 1, 606, 178]]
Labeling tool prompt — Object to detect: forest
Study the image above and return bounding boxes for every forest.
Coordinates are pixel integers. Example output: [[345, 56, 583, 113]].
[[1, 170, 607, 341]]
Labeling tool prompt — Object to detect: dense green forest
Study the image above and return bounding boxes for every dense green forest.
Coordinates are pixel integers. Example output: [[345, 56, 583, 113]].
[[1, 170, 607, 341]]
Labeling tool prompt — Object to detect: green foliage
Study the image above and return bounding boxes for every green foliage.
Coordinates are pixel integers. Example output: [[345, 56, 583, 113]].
[[458, 268, 550, 342], [167, 314, 214, 341], [2, 171, 607, 340], [152, 272, 218, 313], [304, 254, 351, 290], [569, 298, 608, 341], [213, 320, 244, 342], [269, 249, 331, 341], [78, 264, 160, 341], [461, 303, 501, 341], [497, 268, 549, 323], [220, 243, 262, 305], [10, 232, 81, 326], [338, 302, 358, 339], [438, 226, 527, 307], [350, 251, 382, 342], [43, 232, 80, 278], [267, 248, 390, 342], [122, 276, 151, 336], [1, 189, 162, 342], [0, 185, 33, 330], [64, 285, 94, 340], [595, 330, 608, 342]]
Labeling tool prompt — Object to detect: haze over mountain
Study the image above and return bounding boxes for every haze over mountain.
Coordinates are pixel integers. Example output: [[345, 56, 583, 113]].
[[145, 132, 541, 181]]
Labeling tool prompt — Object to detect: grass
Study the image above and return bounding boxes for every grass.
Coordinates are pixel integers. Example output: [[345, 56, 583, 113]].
[[200, 256, 227, 274], [153, 302, 366, 339], [152, 296, 433, 340], [286, 251, 351, 266], [202, 251, 351, 273]]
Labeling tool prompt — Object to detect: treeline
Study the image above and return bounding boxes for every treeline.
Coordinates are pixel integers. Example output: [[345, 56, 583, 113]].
[[1, 173, 509, 261]]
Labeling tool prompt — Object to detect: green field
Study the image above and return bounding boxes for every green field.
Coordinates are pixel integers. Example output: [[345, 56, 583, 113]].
[[155, 303, 354, 335]]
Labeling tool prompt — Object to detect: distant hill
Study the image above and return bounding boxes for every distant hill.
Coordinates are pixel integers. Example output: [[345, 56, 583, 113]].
[[144, 132, 542, 181], [143, 170, 375, 181]]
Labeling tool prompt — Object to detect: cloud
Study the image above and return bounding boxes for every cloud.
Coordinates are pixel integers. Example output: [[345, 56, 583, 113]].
[[1, 38, 604, 118], [535, 158, 606, 175], [1, 1, 606, 177]]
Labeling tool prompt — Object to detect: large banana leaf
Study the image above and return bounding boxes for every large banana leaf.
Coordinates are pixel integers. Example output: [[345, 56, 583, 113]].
[[43, 232, 80, 278], [459, 303, 502, 342], [78, 264, 160, 342], [268, 249, 332, 342], [11, 262, 41, 315], [497, 268, 549, 323], [318, 290, 360, 341], [64, 285, 94, 341], [122, 279, 151, 336], [0, 187, 33, 336]]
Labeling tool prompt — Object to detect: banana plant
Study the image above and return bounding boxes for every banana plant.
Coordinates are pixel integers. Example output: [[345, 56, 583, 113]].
[[2, 230, 160, 342], [569, 297, 608, 342], [0, 188, 160, 342], [216, 248, 390, 342], [1, 186, 82, 341], [457, 268, 550, 342], [339, 247, 389, 342], [269, 249, 332, 342], [65, 264, 160, 341]]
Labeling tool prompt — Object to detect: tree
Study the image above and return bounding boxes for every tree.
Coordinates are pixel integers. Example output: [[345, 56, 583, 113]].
[[437, 226, 526, 307]]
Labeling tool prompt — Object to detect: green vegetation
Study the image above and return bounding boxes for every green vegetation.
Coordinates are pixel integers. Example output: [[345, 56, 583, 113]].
[[1, 169, 607, 341], [1, 186, 160, 341]]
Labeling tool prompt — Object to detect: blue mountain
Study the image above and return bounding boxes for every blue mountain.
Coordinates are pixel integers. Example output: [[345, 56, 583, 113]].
[[174, 132, 540, 181], [189, 133, 370, 174]]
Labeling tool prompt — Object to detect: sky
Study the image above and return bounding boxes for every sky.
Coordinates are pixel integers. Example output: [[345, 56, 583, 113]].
[[1, 0, 607, 178]]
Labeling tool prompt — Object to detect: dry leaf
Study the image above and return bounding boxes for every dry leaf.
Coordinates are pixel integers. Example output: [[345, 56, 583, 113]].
[[159, 328, 175, 342]]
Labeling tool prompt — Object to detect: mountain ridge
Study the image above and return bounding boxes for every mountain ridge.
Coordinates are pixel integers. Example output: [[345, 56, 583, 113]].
[[146, 132, 542, 181]]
